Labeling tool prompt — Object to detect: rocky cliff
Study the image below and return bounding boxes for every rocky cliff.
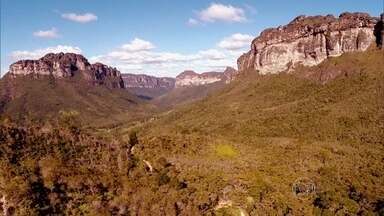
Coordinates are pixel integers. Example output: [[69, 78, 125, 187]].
[[121, 74, 175, 89], [121, 74, 175, 99], [175, 67, 237, 88], [8, 53, 125, 89], [237, 12, 378, 74], [91, 62, 125, 89]]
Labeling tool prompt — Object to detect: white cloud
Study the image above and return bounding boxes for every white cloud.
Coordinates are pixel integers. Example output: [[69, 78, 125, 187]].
[[198, 49, 226, 60], [217, 33, 253, 50], [61, 12, 98, 23], [89, 37, 242, 77], [198, 3, 246, 23], [33, 28, 59, 38], [121, 38, 155, 52], [187, 18, 199, 26], [10, 45, 82, 61]]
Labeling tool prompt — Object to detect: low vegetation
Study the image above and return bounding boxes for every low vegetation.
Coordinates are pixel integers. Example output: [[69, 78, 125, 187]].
[[132, 48, 384, 215], [0, 75, 155, 126], [1, 49, 383, 215], [214, 144, 239, 158]]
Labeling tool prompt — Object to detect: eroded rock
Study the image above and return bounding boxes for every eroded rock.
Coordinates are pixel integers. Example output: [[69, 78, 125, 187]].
[[8, 53, 125, 89], [175, 67, 237, 88], [237, 12, 378, 74]]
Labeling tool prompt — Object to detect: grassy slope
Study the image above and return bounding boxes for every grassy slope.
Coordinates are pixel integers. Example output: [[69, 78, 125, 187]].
[[126, 86, 173, 100], [0, 74, 154, 126], [124, 49, 384, 214], [152, 81, 226, 110]]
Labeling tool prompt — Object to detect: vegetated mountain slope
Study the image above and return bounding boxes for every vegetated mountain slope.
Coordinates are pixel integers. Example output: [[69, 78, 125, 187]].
[[0, 53, 153, 125], [152, 81, 226, 109], [148, 48, 383, 142], [126, 86, 173, 100], [132, 49, 384, 215], [0, 75, 151, 125], [1, 50, 382, 215]]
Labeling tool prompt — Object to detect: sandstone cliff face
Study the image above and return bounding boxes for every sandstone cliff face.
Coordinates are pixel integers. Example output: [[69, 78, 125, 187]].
[[10, 53, 91, 78], [175, 67, 237, 88], [237, 12, 378, 74], [121, 74, 176, 99], [91, 63, 125, 89], [222, 67, 238, 84], [121, 74, 175, 89], [8, 53, 125, 89]]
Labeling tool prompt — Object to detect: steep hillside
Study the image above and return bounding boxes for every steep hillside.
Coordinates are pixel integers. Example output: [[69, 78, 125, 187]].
[[152, 81, 226, 109], [128, 49, 384, 215]]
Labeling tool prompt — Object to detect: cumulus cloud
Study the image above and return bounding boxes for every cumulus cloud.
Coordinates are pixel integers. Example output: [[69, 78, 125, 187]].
[[197, 3, 247, 23], [198, 49, 226, 60], [217, 33, 253, 50], [10, 45, 82, 61], [61, 12, 98, 23], [33, 28, 59, 38], [121, 38, 155, 52], [88, 37, 242, 77]]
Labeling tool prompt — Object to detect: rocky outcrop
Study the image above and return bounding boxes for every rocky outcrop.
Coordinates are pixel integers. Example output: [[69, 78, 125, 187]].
[[121, 74, 175, 89], [9, 53, 91, 78], [237, 12, 378, 74], [121, 74, 175, 99], [175, 71, 222, 87], [8, 53, 124, 89], [175, 67, 237, 88], [223, 67, 238, 84], [91, 63, 125, 89]]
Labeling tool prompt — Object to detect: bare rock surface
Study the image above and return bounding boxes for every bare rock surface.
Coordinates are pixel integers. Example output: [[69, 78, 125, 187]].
[[237, 12, 378, 74], [175, 67, 237, 88], [8, 52, 125, 89], [121, 73, 175, 89]]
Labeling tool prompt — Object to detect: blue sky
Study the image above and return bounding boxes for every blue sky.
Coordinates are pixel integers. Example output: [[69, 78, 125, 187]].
[[0, 0, 381, 77]]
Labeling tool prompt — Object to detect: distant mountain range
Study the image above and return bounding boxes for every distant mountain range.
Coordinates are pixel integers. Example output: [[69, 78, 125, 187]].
[[121, 67, 237, 100]]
